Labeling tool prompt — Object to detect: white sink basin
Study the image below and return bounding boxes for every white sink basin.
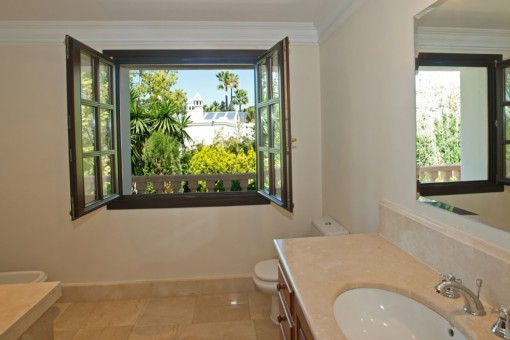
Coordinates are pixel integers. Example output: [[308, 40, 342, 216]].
[[333, 288, 467, 340]]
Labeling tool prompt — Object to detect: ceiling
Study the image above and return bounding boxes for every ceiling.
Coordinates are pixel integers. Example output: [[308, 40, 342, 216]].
[[0, 0, 360, 35], [416, 0, 510, 30]]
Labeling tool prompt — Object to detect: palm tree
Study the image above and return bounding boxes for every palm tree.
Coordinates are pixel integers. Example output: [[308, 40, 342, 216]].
[[175, 113, 193, 146], [148, 98, 180, 137], [130, 88, 150, 174], [232, 89, 248, 112], [206, 100, 221, 112], [216, 71, 238, 111], [229, 74, 239, 110]]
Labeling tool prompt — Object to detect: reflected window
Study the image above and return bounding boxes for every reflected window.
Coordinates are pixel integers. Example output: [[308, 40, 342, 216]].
[[416, 53, 503, 196], [416, 66, 488, 183]]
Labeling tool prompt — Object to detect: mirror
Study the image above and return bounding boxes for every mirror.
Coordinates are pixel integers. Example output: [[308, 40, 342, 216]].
[[415, 0, 510, 232]]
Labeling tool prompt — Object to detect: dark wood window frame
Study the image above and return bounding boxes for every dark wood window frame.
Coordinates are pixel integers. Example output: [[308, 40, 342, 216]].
[[66, 36, 293, 217], [66, 36, 120, 219], [496, 59, 510, 185], [416, 53, 504, 197]]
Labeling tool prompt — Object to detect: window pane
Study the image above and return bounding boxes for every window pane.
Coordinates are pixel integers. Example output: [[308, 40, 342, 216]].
[[506, 145, 510, 178], [80, 53, 94, 101], [82, 105, 96, 153], [258, 62, 268, 102], [83, 157, 97, 205], [260, 107, 269, 147], [101, 109, 112, 150], [99, 61, 111, 104], [274, 152, 282, 199], [262, 152, 270, 192], [102, 155, 113, 197], [271, 52, 279, 99], [272, 104, 281, 148], [505, 67, 510, 102], [505, 106, 510, 140]]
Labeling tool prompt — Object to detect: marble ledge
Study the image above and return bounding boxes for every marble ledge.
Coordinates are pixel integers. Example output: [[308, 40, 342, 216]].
[[274, 234, 500, 340], [0, 282, 61, 340]]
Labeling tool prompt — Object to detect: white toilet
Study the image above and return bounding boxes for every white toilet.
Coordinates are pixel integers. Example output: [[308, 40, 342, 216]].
[[252, 217, 349, 324]]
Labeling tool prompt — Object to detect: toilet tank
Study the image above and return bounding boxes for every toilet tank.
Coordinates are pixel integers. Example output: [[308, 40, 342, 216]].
[[311, 217, 349, 236]]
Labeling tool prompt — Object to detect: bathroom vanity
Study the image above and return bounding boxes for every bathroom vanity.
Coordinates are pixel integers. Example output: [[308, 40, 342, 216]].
[[0, 282, 61, 339], [277, 261, 313, 340], [274, 234, 500, 339]]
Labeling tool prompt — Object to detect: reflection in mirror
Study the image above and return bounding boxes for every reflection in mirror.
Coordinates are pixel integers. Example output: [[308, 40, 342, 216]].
[[416, 65, 488, 183], [415, 0, 510, 232]]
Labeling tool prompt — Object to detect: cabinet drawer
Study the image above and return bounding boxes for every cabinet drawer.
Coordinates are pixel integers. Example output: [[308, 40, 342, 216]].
[[278, 301, 293, 340], [277, 262, 294, 314]]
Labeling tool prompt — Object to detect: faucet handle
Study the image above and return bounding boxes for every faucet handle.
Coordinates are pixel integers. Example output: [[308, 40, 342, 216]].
[[491, 306, 509, 339], [440, 273, 462, 284], [436, 273, 461, 298]]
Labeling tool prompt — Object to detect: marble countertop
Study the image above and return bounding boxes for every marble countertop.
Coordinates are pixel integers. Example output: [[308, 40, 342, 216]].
[[0, 282, 61, 339], [274, 234, 499, 340]]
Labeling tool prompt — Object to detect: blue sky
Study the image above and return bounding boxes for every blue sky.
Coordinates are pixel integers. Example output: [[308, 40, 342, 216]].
[[174, 69, 255, 108]]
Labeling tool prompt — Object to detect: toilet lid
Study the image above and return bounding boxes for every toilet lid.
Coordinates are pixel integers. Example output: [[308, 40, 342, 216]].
[[254, 259, 278, 281]]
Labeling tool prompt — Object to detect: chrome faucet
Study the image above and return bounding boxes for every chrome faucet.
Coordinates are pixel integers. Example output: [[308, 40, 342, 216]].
[[435, 273, 461, 299], [492, 306, 510, 339], [435, 276, 486, 316]]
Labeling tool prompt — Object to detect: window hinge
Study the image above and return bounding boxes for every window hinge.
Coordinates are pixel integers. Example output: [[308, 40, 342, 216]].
[[69, 149, 73, 162], [495, 120, 498, 128]]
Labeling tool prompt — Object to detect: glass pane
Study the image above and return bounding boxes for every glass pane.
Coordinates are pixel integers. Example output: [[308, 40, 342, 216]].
[[506, 145, 510, 178], [272, 104, 281, 149], [505, 67, 510, 102], [274, 152, 282, 199], [101, 109, 112, 150], [262, 152, 270, 192], [99, 61, 111, 104], [102, 155, 113, 197], [258, 61, 268, 102], [81, 105, 96, 153], [80, 53, 94, 101], [505, 106, 510, 140], [83, 157, 97, 205], [271, 52, 279, 99], [260, 107, 269, 147]]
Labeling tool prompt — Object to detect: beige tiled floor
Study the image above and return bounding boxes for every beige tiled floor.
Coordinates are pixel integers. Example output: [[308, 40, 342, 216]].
[[53, 291, 279, 340]]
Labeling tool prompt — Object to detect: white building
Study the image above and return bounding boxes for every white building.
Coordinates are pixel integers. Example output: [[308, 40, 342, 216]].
[[184, 93, 253, 146]]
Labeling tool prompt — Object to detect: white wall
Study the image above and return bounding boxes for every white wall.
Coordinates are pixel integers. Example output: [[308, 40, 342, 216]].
[[319, 0, 510, 248], [320, 0, 430, 233], [0, 42, 323, 283]]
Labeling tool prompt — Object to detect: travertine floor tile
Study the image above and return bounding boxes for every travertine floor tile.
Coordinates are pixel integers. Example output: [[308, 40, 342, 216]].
[[53, 302, 97, 331], [128, 324, 178, 339], [177, 320, 255, 340], [247, 291, 271, 320], [223, 320, 257, 340], [73, 325, 133, 340], [253, 318, 279, 340], [136, 296, 196, 327], [192, 293, 250, 324], [81, 299, 147, 328], [53, 302, 72, 318], [53, 329, 77, 340], [54, 288, 274, 340]]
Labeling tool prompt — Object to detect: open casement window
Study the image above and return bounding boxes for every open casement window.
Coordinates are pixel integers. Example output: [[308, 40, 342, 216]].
[[255, 38, 293, 212], [497, 59, 510, 183], [66, 36, 119, 220], [66, 35, 293, 218]]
